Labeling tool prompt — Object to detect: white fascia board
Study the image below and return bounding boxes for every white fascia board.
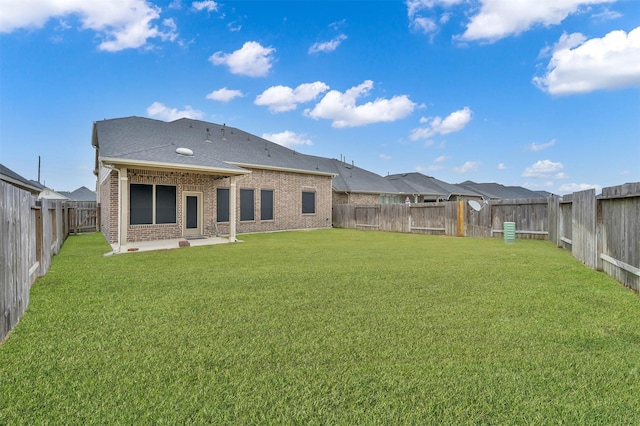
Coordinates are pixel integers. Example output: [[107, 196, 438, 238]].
[[100, 157, 250, 176], [230, 162, 337, 178]]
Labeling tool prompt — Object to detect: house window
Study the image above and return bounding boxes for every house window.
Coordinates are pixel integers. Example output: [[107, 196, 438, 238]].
[[130, 184, 176, 225], [240, 189, 254, 221], [261, 189, 274, 221], [217, 188, 229, 222], [302, 191, 316, 214], [156, 185, 177, 224]]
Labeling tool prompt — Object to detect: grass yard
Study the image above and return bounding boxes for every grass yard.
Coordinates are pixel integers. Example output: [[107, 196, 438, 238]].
[[1, 229, 639, 424]]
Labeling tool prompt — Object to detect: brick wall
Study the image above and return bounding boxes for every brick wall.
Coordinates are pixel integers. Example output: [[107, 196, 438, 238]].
[[100, 166, 333, 243], [333, 192, 349, 205], [223, 168, 333, 234], [332, 191, 380, 205], [98, 169, 118, 244], [348, 193, 380, 204]]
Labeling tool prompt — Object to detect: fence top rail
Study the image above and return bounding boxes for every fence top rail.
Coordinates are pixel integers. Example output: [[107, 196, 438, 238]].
[[600, 182, 640, 199], [491, 198, 549, 206], [408, 203, 447, 208]]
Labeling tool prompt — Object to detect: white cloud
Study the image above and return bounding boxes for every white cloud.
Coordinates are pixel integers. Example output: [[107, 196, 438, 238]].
[[192, 1, 218, 12], [558, 183, 601, 193], [379, 154, 392, 160], [534, 27, 640, 95], [434, 155, 449, 163], [255, 82, 330, 113], [410, 106, 472, 140], [416, 164, 445, 173], [309, 34, 347, 54], [262, 131, 313, 148], [206, 87, 244, 102], [209, 41, 275, 77], [0, 0, 178, 51], [411, 17, 438, 34], [406, 0, 463, 34], [304, 80, 416, 128], [146, 101, 204, 121], [523, 180, 555, 189], [497, 163, 507, 170], [522, 159, 564, 177], [527, 138, 556, 151], [227, 22, 242, 32], [453, 161, 480, 173], [591, 8, 622, 21], [460, 0, 615, 43]]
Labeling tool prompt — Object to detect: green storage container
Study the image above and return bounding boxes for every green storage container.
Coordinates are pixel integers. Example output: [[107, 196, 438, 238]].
[[504, 222, 516, 243]]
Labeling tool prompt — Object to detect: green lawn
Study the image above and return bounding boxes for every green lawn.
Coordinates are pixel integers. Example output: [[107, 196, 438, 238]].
[[1, 229, 639, 424]]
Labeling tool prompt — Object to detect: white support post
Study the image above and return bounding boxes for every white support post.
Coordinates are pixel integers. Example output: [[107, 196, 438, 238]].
[[229, 175, 237, 242], [119, 167, 128, 249]]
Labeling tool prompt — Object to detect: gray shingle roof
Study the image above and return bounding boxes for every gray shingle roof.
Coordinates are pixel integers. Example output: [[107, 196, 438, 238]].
[[0, 163, 41, 193], [318, 158, 399, 194], [94, 117, 335, 176], [386, 173, 478, 199], [67, 186, 97, 201], [457, 181, 547, 200]]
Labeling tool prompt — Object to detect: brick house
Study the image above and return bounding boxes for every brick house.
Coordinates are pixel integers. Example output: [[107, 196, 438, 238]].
[[92, 117, 335, 249]]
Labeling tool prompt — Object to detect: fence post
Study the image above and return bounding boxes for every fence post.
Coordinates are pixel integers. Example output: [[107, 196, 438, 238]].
[[457, 200, 464, 237], [548, 195, 558, 246], [596, 196, 603, 271]]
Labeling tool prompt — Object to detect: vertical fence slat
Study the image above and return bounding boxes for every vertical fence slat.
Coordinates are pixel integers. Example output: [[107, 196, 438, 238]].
[[1, 182, 100, 342]]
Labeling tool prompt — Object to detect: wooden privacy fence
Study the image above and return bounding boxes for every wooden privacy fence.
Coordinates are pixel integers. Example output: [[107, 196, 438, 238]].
[[553, 184, 640, 293], [1, 181, 98, 342], [333, 183, 639, 294], [333, 197, 551, 239]]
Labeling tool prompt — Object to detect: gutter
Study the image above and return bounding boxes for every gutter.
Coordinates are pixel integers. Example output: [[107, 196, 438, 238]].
[[99, 157, 250, 176], [229, 161, 336, 178]]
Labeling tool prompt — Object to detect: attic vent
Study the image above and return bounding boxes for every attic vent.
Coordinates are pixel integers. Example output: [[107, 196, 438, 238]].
[[176, 147, 194, 156]]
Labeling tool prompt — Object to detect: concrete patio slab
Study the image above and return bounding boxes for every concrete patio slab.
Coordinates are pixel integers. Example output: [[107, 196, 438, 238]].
[[106, 236, 236, 255]]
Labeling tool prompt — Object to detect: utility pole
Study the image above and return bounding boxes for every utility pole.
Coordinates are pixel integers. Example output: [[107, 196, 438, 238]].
[[38, 156, 41, 183]]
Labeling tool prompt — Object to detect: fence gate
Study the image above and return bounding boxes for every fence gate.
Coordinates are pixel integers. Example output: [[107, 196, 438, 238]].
[[66, 201, 98, 234]]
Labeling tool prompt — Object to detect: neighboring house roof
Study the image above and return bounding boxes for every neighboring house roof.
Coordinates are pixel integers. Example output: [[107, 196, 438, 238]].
[[28, 179, 70, 200], [321, 158, 400, 195], [386, 174, 445, 198], [93, 117, 335, 178], [29, 180, 46, 191], [386, 173, 479, 200], [39, 189, 70, 200], [0, 163, 41, 194], [534, 190, 554, 198], [62, 186, 97, 201], [457, 181, 547, 200]]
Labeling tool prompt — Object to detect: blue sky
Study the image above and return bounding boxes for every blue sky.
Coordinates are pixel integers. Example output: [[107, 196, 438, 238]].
[[1, 0, 638, 195]]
